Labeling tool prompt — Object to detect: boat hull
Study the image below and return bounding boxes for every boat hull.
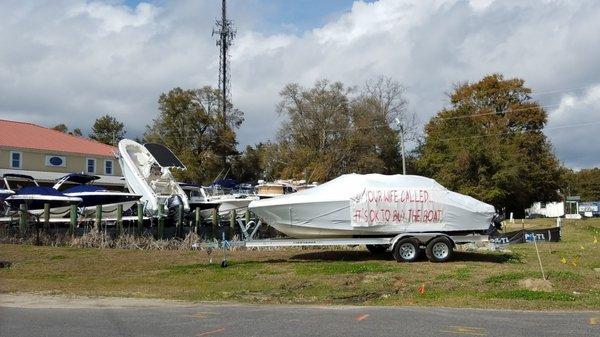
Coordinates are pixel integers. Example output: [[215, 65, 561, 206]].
[[200, 197, 257, 217], [78, 200, 139, 219], [5, 195, 81, 216]]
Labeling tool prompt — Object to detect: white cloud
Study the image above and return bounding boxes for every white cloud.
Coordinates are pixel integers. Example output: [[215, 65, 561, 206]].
[[546, 86, 600, 169], [0, 0, 599, 168]]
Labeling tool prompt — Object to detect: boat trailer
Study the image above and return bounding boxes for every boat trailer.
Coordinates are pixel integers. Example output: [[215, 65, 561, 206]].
[[200, 219, 492, 266]]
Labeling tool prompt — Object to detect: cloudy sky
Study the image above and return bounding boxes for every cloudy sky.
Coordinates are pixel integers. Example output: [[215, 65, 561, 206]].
[[1, 0, 599, 169]]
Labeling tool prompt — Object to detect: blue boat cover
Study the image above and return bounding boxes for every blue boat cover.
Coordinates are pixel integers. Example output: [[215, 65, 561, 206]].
[[63, 185, 106, 193], [17, 186, 68, 196], [211, 179, 238, 189]]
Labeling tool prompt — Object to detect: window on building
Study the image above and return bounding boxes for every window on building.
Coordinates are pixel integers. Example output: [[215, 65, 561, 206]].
[[105, 160, 113, 175], [86, 158, 96, 174], [10, 151, 22, 169]]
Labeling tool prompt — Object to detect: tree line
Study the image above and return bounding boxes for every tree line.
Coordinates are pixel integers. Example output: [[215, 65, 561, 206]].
[[57, 74, 599, 216]]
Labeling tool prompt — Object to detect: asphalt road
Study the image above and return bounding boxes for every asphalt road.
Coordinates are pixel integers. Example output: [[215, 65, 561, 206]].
[[0, 295, 598, 337]]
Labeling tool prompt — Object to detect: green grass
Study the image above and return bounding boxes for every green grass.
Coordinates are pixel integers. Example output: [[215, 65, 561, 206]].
[[485, 290, 576, 301], [1, 218, 599, 310], [294, 261, 397, 275]]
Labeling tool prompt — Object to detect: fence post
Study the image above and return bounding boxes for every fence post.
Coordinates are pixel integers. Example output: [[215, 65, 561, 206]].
[[117, 204, 123, 236], [19, 203, 27, 237], [137, 202, 143, 235], [69, 204, 77, 235], [157, 203, 164, 239], [245, 209, 250, 226]]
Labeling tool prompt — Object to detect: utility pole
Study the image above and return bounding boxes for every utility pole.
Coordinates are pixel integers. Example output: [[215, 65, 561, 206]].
[[395, 118, 406, 175], [213, 0, 236, 125]]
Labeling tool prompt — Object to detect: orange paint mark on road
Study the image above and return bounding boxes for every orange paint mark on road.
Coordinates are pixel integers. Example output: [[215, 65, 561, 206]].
[[590, 317, 599, 325], [440, 325, 487, 336], [355, 314, 370, 321], [197, 327, 225, 336]]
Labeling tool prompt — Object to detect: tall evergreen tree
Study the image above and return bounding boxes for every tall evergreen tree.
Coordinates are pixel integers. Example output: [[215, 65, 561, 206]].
[[89, 114, 126, 146]]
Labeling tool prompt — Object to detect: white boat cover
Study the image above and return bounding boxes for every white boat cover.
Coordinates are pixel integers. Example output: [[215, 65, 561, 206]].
[[249, 174, 496, 237]]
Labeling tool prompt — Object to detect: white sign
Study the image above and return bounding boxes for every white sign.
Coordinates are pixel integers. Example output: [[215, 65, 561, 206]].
[[350, 188, 445, 227]]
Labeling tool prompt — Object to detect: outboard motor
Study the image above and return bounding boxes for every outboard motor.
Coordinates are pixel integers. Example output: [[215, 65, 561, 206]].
[[492, 213, 504, 230], [166, 195, 184, 216]]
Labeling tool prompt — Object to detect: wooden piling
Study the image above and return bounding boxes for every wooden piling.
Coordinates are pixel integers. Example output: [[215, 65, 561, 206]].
[[19, 203, 27, 237], [176, 204, 183, 237], [69, 204, 77, 235], [157, 203, 164, 239], [116, 204, 123, 235], [229, 209, 236, 239], [95, 205, 102, 232], [211, 208, 218, 240], [43, 203, 50, 231], [137, 202, 143, 235], [194, 209, 201, 234]]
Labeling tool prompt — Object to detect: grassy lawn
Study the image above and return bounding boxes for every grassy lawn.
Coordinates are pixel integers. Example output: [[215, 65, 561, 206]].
[[1, 219, 599, 310]]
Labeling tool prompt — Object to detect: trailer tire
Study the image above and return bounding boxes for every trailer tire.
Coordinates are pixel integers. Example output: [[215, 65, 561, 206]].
[[392, 238, 420, 262], [425, 236, 453, 262], [366, 244, 388, 255]]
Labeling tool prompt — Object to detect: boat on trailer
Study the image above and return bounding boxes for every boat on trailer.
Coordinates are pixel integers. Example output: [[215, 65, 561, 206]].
[[53, 173, 141, 218], [245, 173, 500, 262], [118, 139, 189, 215]]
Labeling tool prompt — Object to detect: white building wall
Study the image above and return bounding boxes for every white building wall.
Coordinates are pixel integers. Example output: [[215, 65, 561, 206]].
[[526, 201, 565, 218]]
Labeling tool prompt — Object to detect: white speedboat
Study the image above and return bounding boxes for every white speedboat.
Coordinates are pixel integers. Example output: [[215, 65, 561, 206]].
[[180, 183, 221, 212], [118, 139, 189, 215], [249, 173, 497, 238], [53, 173, 141, 219], [255, 180, 297, 199], [202, 183, 259, 216], [3, 174, 81, 216]]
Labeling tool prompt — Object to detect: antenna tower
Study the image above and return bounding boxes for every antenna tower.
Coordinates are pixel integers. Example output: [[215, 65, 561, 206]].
[[213, 0, 236, 124]]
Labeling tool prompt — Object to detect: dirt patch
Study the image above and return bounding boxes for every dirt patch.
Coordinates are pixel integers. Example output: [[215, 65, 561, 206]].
[[0, 293, 197, 309], [518, 278, 553, 292]]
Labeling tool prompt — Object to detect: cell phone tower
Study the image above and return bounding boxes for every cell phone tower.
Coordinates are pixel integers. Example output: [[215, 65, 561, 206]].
[[213, 0, 236, 124]]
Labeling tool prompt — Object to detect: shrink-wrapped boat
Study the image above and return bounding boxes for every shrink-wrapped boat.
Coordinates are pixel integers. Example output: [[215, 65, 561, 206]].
[[249, 173, 497, 238]]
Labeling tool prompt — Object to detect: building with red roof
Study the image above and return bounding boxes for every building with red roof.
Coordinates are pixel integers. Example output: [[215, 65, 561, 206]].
[[0, 119, 123, 186]]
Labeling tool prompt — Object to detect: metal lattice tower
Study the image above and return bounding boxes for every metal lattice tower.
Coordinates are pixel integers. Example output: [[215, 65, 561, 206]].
[[213, 0, 236, 124]]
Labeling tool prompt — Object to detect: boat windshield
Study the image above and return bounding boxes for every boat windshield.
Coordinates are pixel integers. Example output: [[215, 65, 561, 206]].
[[3, 175, 39, 191]]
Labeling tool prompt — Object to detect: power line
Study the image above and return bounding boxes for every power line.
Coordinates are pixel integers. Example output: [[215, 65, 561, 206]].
[[432, 103, 560, 122], [430, 120, 600, 142], [532, 82, 600, 96]]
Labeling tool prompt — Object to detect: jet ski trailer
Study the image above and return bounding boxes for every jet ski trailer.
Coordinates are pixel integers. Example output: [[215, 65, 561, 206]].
[[238, 174, 501, 263]]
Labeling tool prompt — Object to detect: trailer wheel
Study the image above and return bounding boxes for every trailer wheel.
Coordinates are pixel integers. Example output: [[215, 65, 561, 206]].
[[392, 238, 420, 262], [425, 236, 453, 262], [366, 244, 388, 255]]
